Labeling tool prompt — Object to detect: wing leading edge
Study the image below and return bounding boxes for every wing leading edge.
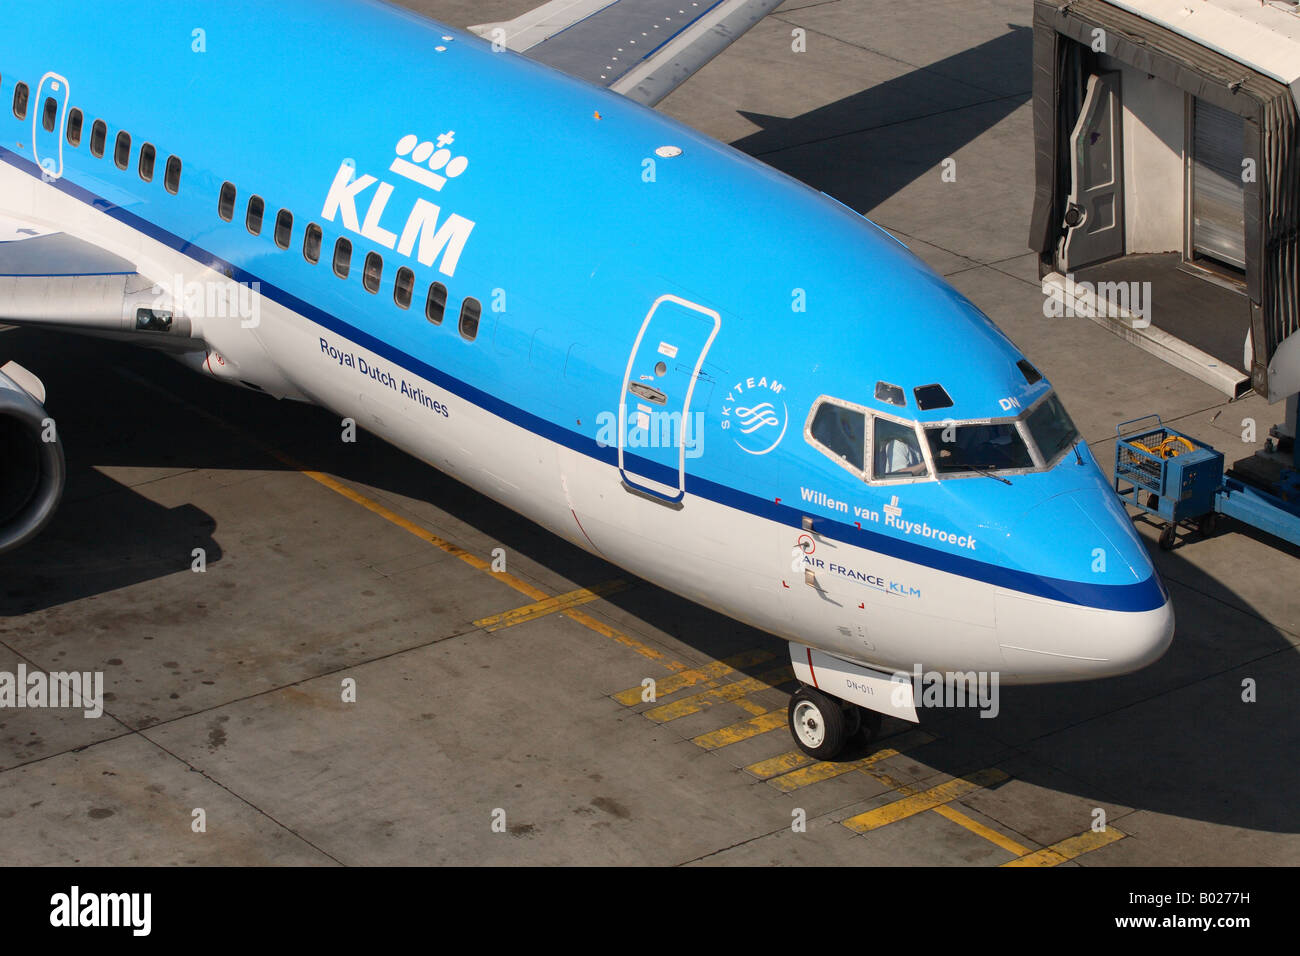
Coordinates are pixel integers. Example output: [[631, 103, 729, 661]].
[[471, 0, 784, 107]]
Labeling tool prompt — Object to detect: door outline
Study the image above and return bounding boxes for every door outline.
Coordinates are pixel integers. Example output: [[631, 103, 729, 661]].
[[618, 294, 721, 504], [33, 72, 70, 181], [1058, 71, 1124, 271]]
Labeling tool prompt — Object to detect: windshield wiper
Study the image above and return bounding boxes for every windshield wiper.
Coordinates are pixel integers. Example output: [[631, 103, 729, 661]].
[[968, 464, 1013, 485]]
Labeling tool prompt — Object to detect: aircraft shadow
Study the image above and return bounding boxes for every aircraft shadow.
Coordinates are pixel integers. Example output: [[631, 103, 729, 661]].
[[3, 327, 1295, 837], [728, 25, 1032, 215]]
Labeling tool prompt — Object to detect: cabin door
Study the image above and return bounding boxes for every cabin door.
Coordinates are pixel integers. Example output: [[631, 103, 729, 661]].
[[617, 294, 720, 504], [1058, 71, 1124, 271], [32, 73, 71, 181]]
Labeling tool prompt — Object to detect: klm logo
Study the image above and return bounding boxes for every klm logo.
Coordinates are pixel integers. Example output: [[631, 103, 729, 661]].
[[321, 133, 476, 277]]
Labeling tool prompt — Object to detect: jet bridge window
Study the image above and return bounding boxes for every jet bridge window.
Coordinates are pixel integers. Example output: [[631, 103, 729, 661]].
[[363, 252, 383, 294], [274, 209, 293, 250], [873, 417, 927, 479], [245, 195, 265, 236], [164, 155, 182, 194], [333, 237, 352, 279], [89, 120, 106, 158], [113, 131, 131, 170], [425, 282, 446, 325], [218, 181, 237, 221], [808, 400, 866, 474], [393, 267, 414, 310], [12, 82, 28, 120], [302, 223, 322, 264], [138, 143, 156, 182], [926, 421, 1032, 475], [66, 108, 83, 147], [41, 96, 56, 132], [459, 297, 481, 341]]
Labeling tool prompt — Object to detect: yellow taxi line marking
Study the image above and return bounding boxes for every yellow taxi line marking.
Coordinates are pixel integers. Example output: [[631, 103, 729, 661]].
[[1001, 827, 1125, 867], [612, 648, 776, 706], [932, 804, 1033, 858], [841, 768, 1009, 833], [561, 607, 690, 672], [276, 457, 688, 672], [114, 370, 694, 675], [764, 729, 936, 792], [692, 710, 787, 750], [643, 666, 794, 723], [473, 580, 628, 632], [745, 750, 817, 780]]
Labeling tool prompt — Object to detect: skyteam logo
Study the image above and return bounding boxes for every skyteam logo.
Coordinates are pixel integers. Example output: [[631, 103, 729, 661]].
[[321, 131, 476, 278], [721, 374, 788, 455]]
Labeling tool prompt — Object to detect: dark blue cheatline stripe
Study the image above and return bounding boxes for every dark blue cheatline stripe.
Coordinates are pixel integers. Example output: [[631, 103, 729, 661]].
[[0, 147, 1167, 613]]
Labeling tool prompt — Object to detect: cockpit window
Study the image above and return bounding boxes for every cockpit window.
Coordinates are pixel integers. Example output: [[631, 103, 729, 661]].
[[926, 422, 1032, 474], [873, 418, 927, 479], [914, 383, 953, 410], [874, 381, 905, 407], [809, 401, 865, 472], [1026, 392, 1079, 463]]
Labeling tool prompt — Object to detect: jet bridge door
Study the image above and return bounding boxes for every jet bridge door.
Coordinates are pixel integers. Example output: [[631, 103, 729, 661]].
[[32, 73, 70, 181], [1058, 71, 1125, 271], [618, 294, 720, 504]]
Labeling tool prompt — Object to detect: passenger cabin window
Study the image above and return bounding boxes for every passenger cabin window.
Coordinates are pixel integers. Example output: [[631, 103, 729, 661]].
[[218, 182, 237, 221], [66, 108, 83, 147], [809, 401, 865, 473], [363, 252, 383, 294], [113, 131, 131, 170], [393, 267, 414, 310], [41, 96, 56, 132], [926, 422, 1032, 475], [873, 418, 927, 479], [333, 237, 352, 278], [303, 223, 322, 264], [138, 143, 156, 182], [12, 82, 28, 120], [459, 297, 481, 341], [164, 155, 181, 194], [425, 282, 446, 325], [246, 195, 265, 235], [89, 120, 106, 158], [274, 209, 293, 249]]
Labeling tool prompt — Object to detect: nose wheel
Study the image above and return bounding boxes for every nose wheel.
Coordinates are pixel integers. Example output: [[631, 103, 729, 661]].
[[788, 685, 882, 760]]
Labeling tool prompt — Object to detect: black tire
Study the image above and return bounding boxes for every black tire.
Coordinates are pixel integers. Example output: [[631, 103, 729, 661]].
[[787, 685, 847, 760], [1199, 512, 1219, 538], [1159, 523, 1177, 550]]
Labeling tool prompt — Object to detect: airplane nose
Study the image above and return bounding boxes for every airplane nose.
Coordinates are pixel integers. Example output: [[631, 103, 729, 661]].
[[995, 488, 1174, 681], [995, 588, 1173, 681]]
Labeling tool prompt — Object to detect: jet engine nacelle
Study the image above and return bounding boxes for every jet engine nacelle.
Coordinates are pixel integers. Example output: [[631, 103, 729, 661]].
[[0, 362, 65, 554]]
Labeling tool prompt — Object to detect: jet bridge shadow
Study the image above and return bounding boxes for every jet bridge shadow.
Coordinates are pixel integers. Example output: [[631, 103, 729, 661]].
[[727, 25, 1032, 216], [5, 332, 1296, 840]]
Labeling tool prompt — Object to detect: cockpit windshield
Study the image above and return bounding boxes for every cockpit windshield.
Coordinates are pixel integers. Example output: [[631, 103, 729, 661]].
[[1025, 392, 1080, 464], [925, 422, 1033, 474], [804, 390, 1077, 483]]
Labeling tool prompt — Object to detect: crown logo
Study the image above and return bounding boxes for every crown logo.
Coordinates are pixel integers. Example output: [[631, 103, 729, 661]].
[[390, 132, 468, 192]]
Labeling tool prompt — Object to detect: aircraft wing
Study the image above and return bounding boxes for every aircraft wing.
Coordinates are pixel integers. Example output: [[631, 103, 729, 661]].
[[0, 214, 199, 350], [471, 0, 783, 107]]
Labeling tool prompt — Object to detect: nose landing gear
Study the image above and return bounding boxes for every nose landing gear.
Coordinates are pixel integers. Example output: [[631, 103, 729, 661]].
[[788, 684, 882, 760]]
